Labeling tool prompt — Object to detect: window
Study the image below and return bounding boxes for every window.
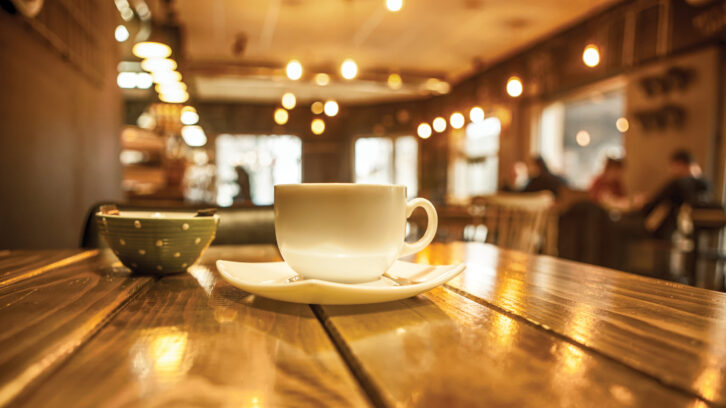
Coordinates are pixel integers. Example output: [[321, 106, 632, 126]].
[[216, 134, 302, 206], [538, 88, 625, 189], [449, 117, 502, 202], [354, 135, 418, 198]]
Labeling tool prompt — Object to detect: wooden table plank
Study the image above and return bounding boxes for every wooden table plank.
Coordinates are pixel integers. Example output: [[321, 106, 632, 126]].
[[15, 246, 370, 407], [0, 250, 151, 407], [415, 242, 726, 406], [0, 249, 97, 287], [317, 286, 702, 407]]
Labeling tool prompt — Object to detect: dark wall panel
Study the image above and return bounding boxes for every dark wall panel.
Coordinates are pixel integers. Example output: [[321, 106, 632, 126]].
[[0, 2, 122, 249]]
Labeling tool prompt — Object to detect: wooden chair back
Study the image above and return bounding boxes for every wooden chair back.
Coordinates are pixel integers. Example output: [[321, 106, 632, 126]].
[[469, 192, 555, 253]]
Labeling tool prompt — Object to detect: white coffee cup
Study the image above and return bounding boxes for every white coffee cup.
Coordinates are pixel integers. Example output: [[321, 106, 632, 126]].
[[274, 184, 438, 283]]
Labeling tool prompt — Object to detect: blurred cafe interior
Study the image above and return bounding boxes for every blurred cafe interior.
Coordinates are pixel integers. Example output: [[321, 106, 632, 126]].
[[3, 0, 726, 291]]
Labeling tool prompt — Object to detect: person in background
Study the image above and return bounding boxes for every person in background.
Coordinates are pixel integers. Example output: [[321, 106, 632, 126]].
[[500, 160, 529, 192], [638, 149, 710, 238], [587, 157, 643, 211], [522, 156, 567, 197], [233, 165, 252, 204]]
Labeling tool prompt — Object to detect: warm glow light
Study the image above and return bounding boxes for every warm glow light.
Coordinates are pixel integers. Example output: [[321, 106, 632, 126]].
[[149, 331, 189, 374], [576, 130, 591, 146], [386, 0, 403, 12], [135, 72, 153, 89], [159, 89, 189, 103], [132, 42, 172, 59], [117, 72, 137, 89], [432, 117, 447, 133], [114, 25, 129, 42], [450, 112, 465, 129], [141, 58, 177, 72], [506, 76, 523, 97], [616, 117, 629, 132], [469, 106, 485, 123], [387, 73, 402, 90], [152, 71, 182, 84], [341, 58, 358, 80], [181, 106, 199, 125], [324, 100, 339, 117], [583, 44, 601, 68], [311, 101, 324, 115], [425, 78, 451, 94], [274, 108, 289, 125], [281, 92, 296, 110], [155, 82, 187, 93], [137, 113, 155, 129], [417, 122, 432, 139], [311, 118, 325, 135], [286, 59, 303, 80], [314, 73, 330, 86], [181, 125, 207, 146]]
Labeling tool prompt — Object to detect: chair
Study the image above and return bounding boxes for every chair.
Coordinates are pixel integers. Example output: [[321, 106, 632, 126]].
[[80, 202, 276, 248], [468, 191, 554, 253]]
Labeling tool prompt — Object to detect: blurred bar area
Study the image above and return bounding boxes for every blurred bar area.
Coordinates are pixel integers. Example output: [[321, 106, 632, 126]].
[[3, 0, 726, 290]]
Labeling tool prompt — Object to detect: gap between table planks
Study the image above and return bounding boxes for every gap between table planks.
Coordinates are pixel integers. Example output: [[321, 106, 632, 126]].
[[0, 250, 153, 407], [12, 245, 371, 408], [0, 249, 98, 287], [423, 242, 726, 407]]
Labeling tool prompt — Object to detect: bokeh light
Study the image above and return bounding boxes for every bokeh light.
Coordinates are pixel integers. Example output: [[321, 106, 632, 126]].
[[387, 73, 402, 90], [616, 117, 629, 132], [274, 108, 289, 125], [115, 25, 129, 42], [506, 76, 523, 97], [132, 42, 172, 59], [181, 125, 207, 146], [311, 118, 326, 134], [583, 44, 601, 68], [314, 73, 330, 86], [311, 101, 324, 115], [417, 122, 432, 139], [281, 92, 296, 110], [324, 100, 339, 117], [386, 0, 403, 12], [286, 59, 303, 80], [576, 130, 591, 146], [341, 59, 358, 80], [432, 116, 447, 132], [450, 112, 465, 129], [181, 106, 199, 125], [141, 58, 177, 72], [469, 106, 485, 123]]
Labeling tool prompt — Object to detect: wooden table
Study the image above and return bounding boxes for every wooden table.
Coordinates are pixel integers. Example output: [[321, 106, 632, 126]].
[[1, 243, 725, 407]]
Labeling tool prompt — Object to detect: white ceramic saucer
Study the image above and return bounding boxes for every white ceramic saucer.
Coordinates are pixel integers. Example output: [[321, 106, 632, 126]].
[[216, 260, 466, 305]]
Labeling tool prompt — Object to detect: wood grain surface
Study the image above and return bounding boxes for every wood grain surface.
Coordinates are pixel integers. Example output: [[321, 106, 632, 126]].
[[317, 286, 704, 407], [0, 250, 151, 406], [15, 246, 370, 408], [416, 242, 726, 406], [4, 243, 725, 407], [0, 250, 96, 287]]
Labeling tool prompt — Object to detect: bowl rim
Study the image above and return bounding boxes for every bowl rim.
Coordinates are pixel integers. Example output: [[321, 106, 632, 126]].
[[96, 211, 220, 221]]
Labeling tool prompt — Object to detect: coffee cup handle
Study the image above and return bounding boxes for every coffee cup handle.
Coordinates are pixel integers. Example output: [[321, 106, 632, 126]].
[[400, 198, 438, 257]]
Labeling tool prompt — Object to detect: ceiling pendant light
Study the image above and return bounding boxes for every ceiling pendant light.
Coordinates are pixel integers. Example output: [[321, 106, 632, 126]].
[[341, 59, 358, 80], [286, 59, 303, 80]]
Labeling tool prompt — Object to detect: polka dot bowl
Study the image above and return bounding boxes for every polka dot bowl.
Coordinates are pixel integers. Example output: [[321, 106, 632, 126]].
[[96, 211, 220, 274]]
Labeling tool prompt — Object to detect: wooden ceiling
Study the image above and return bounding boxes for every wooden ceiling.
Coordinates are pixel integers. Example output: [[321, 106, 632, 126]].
[[157, 0, 620, 103]]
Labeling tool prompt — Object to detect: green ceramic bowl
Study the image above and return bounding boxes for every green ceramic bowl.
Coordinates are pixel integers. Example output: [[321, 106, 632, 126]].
[[96, 211, 219, 274]]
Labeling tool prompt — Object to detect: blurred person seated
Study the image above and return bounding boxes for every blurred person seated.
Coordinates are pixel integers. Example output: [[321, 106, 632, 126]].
[[500, 160, 529, 192], [638, 149, 710, 238], [233, 166, 252, 205], [522, 156, 567, 197], [588, 157, 645, 211]]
